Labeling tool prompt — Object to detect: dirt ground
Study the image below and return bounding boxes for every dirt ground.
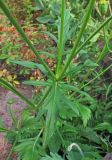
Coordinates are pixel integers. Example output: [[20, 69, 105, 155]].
[[0, 86, 33, 159]]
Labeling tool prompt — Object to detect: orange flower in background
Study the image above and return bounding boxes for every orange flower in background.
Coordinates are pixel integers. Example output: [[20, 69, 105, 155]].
[[7, 26, 15, 33], [0, 15, 2, 20], [25, 28, 30, 32], [14, 33, 19, 38], [0, 25, 5, 32], [0, 37, 2, 43]]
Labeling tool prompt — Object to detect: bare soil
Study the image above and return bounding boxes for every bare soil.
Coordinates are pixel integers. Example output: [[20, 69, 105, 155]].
[[0, 86, 33, 160], [104, 153, 112, 160]]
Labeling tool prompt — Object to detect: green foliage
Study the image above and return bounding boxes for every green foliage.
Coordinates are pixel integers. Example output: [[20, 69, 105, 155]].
[[0, 0, 112, 159], [9, 59, 47, 74], [41, 153, 64, 160], [95, 122, 112, 133]]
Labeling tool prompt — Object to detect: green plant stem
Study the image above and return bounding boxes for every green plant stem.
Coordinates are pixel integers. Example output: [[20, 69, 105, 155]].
[[58, 0, 95, 80], [103, 26, 112, 53], [78, 29, 112, 88], [77, 16, 112, 59], [36, 87, 52, 108], [57, 16, 112, 82], [67, 143, 84, 157], [80, 63, 112, 90], [56, 0, 65, 78], [0, 78, 35, 108], [71, 63, 112, 98], [0, 0, 54, 78], [6, 134, 18, 160], [97, 30, 112, 62], [62, 16, 112, 81], [32, 128, 43, 152]]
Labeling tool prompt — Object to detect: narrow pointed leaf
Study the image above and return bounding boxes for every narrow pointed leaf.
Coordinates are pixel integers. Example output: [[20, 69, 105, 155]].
[[9, 60, 47, 74], [23, 80, 52, 87]]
